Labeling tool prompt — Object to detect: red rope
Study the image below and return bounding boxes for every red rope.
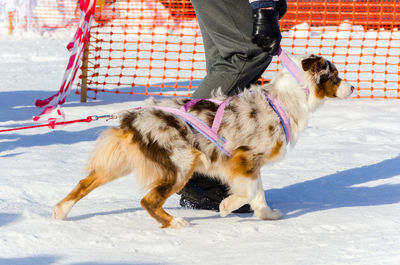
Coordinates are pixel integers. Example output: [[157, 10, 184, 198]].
[[0, 116, 93, 133]]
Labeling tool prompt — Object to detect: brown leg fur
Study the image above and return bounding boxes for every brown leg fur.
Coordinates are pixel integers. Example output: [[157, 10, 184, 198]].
[[53, 170, 125, 220], [53, 128, 133, 220], [141, 149, 201, 228], [141, 183, 175, 228], [54, 123, 201, 228], [62, 170, 113, 204]]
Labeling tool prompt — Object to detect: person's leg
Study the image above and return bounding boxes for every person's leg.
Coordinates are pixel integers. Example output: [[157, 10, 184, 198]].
[[178, 173, 229, 211], [194, 12, 219, 75], [179, 0, 273, 213], [179, 173, 252, 213], [190, 0, 272, 98]]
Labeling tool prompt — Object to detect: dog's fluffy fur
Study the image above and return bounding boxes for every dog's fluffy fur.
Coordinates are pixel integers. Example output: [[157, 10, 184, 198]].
[[53, 54, 354, 228]]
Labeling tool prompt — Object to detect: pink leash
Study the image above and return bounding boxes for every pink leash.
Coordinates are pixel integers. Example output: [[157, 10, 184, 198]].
[[0, 115, 105, 133], [277, 48, 310, 95]]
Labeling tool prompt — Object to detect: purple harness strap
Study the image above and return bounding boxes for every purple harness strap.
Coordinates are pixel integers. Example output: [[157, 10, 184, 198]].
[[171, 92, 291, 155], [178, 98, 232, 156], [141, 94, 290, 157], [180, 98, 223, 112], [155, 102, 232, 156], [264, 93, 291, 144], [180, 98, 231, 134], [211, 98, 230, 134]]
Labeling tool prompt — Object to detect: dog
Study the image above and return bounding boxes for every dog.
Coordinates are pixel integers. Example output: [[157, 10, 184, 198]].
[[52, 54, 354, 228]]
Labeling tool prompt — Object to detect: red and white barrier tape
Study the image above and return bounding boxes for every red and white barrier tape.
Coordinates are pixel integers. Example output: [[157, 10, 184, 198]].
[[33, 0, 97, 123]]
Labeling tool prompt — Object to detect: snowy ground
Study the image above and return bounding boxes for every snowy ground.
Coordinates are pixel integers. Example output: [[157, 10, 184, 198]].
[[1, 27, 400, 265]]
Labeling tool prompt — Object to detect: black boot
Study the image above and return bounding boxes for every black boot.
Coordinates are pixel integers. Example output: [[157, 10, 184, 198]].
[[178, 173, 252, 213]]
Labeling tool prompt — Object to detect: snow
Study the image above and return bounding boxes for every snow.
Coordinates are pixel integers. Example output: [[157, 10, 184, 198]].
[[1, 24, 400, 265]]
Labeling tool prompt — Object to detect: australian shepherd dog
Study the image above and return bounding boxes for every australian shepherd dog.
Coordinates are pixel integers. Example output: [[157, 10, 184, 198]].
[[53, 54, 354, 228]]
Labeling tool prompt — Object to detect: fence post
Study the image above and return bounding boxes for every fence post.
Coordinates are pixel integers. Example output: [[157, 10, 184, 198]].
[[80, 38, 90, 103], [8, 12, 14, 35]]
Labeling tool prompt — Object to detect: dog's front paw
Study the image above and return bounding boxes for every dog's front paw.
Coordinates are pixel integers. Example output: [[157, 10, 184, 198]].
[[219, 198, 230, 217], [254, 207, 282, 220], [169, 217, 189, 229]]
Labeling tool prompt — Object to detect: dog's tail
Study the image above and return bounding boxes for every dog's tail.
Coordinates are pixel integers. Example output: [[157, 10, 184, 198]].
[[85, 127, 169, 190], [86, 127, 133, 178]]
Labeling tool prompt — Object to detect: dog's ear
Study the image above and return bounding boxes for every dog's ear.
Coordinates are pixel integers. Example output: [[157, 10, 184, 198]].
[[301, 55, 323, 71]]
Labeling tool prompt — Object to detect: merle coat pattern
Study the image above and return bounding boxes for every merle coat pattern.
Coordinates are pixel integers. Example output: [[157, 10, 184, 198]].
[[53, 54, 354, 228]]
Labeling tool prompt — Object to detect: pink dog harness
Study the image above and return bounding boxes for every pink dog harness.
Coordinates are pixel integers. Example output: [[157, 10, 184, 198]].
[[146, 90, 290, 157], [150, 101, 232, 156], [137, 49, 305, 156]]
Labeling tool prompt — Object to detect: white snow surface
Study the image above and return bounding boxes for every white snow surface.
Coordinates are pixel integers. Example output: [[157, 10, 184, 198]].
[[1, 29, 400, 265]]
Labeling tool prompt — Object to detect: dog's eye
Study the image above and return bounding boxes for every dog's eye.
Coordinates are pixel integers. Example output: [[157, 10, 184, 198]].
[[320, 74, 330, 84], [331, 74, 340, 85], [321, 71, 340, 85]]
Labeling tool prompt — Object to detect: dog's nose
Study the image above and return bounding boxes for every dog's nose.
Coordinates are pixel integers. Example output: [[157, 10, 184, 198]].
[[350, 85, 355, 92]]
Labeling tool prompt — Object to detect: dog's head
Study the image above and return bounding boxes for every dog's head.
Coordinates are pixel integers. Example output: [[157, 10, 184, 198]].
[[301, 55, 354, 100]]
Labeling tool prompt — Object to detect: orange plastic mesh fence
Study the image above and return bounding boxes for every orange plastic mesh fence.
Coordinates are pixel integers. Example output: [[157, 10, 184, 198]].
[[78, 0, 400, 99]]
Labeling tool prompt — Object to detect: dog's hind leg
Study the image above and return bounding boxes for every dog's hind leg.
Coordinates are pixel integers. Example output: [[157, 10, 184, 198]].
[[53, 128, 132, 220], [52, 170, 125, 220], [250, 177, 282, 220], [140, 148, 201, 229], [141, 183, 188, 229]]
